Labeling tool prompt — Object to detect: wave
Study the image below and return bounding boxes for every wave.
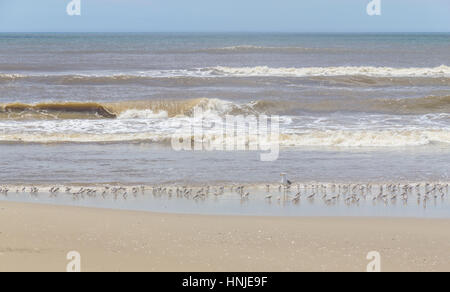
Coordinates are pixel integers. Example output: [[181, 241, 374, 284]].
[[0, 73, 26, 81], [280, 130, 450, 147], [0, 102, 117, 119], [1, 95, 449, 121], [117, 109, 169, 119], [247, 95, 450, 115], [3, 74, 449, 88], [0, 129, 448, 147], [309, 75, 450, 87], [0, 70, 211, 85], [210, 65, 450, 78], [1, 65, 449, 85], [0, 97, 448, 147], [0, 98, 235, 120]]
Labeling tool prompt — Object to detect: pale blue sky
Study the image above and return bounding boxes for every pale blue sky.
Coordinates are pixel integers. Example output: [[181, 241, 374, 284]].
[[0, 0, 449, 32]]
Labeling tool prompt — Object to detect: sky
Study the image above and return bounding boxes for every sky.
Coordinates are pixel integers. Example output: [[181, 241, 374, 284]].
[[0, 0, 449, 32]]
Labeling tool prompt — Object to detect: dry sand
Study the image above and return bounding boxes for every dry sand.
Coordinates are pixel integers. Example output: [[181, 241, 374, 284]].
[[0, 201, 449, 272]]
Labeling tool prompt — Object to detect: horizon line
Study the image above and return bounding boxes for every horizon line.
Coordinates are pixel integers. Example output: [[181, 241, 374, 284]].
[[1, 31, 449, 34]]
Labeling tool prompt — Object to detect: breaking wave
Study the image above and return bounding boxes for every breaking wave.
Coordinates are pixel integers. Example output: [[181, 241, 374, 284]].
[[0, 129, 449, 147], [1, 95, 449, 121], [0, 98, 236, 120], [0, 97, 448, 147]]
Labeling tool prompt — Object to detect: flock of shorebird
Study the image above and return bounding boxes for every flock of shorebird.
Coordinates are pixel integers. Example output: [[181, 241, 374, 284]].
[[264, 182, 449, 207], [0, 174, 448, 208], [0, 182, 448, 208]]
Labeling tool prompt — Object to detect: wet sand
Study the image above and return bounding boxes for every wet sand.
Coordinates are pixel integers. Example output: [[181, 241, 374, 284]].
[[0, 201, 449, 272]]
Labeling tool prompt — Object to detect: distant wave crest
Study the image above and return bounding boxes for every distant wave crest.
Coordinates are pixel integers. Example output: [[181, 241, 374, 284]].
[[1, 65, 449, 85]]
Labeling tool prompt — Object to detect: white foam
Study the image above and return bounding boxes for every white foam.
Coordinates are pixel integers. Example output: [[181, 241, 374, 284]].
[[1, 122, 449, 147], [210, 65, 450, 78], [118, 109, 169, 119], [3, 65, 449, 81], [280, 130, 450, 147], [0, 73, 26, 79], [191, 98, 235, 117]]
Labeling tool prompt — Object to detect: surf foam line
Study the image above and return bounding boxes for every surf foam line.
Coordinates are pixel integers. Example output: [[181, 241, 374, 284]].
[[0, 129, 449, 147], [210, 65, 450, 78], [1, 65, 449, 82]]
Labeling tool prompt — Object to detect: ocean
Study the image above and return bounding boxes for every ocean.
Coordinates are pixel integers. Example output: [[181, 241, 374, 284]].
[[0, 33, 449, 185]]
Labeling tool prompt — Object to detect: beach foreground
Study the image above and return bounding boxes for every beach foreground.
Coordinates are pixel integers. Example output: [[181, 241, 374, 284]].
[[0, 201, 449, 272]]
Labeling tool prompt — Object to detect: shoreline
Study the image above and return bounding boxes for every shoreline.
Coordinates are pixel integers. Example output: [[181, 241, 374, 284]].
[[1, 201, 449, 272]]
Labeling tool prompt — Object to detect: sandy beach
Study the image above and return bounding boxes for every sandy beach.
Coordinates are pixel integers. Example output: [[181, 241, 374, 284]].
[[0, 201, 449, 272]]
